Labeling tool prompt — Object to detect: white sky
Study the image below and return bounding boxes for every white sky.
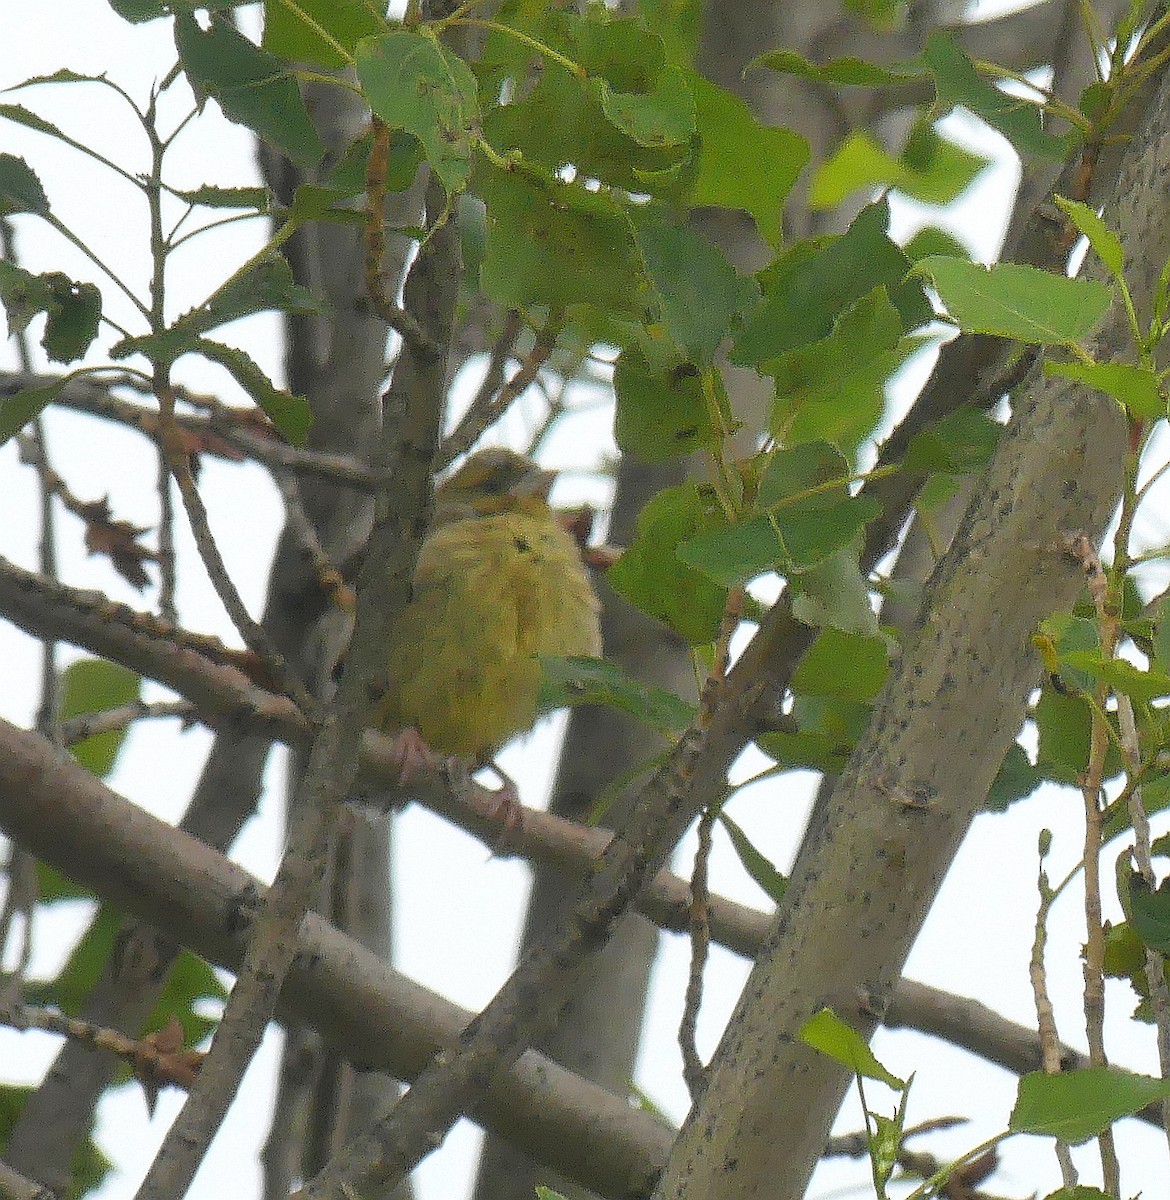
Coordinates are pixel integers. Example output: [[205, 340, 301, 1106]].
[[1, 4, 1168, 1200]]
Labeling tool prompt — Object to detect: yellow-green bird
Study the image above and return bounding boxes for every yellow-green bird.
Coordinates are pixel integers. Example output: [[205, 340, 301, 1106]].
[[378, 448, 602, 764]]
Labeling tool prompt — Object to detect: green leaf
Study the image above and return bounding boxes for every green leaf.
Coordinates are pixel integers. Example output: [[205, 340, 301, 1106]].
[[1042, 1188, 1117, 1200], [792, 630, 889, 701], [151, 947, 228, 1049], [36, 862, 93, 903], [356, 29, 479, 193], [537, 655, 695, 734], [901, 408, 1002, 474], [196, 340, 312, 447], [614, 350, 720, 461], [718, 810, 788, 904], [112, 255, 320, 362], [675, 517, 787, 586], [790, 546, 879, 636], [0, 1085, 111, 1199], [1104, 772, 1170, 843], [262, 0, 382, 70], [60, 658, 141, 779], [174, 13, 326, 168], [913, 256, 1112, 345], [760, 695, 871, 774], [1011, 1068, 1170, 1144], [197, 255, 321, 334], [986, 742, 1042, 812], [921, 32, 1069, 160], [173, 185, 272, 212], [766, 288, 913, 453], [759, 441, 850, 511], [687, 73, 808, 249], [1155, 592, 1170, 678], [0, 153, 50, 215], [811, 126, 988, 209], [846, 0, 907, 32], [800, 1009, 905, 1088], [867, 1109, 903, 1192], [0, 262, 101, 364], [679, 498, 879, 582], [1059, 651, 1170, 704], [750, 49, 923, 89], [637, 0, 702, 67], [1126, 870, 1170, 955], [480, 10, 690, 198], [1102, 919, 1147, 984], [477, 163, 643, 313], [607, 482, 728, 644], [1045, 360, 1164, 420], [902, 226, 972, 263], [634, 215, 755, 363], [0, 378, 63, 445], [682, 441, 883, 576], [1034, 687, 1094, 785], [735, 201, 931, 366], [108, 0, 170, 21], [0, 103, 75, 145], [1054, 196, 1124, 278], [29, 904, 121, 1015], [592, 65, 695, 148]]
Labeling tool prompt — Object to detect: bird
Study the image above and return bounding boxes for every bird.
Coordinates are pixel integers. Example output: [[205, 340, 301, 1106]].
[[377, 447, 602, 778]]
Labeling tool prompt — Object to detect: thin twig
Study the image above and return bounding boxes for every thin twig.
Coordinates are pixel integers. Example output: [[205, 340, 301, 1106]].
[[439, 314, 563, 467], [12, 372, 381, 490], [680, 804, 716, 1102], [155, 377, 318, 716], [1029, 838, 1079, 1189], [56, 699, 196, 746], [1070, 532, 1121, 1192], [275, 473, 356, 621], [0, 1004, 203, 1093], [362, 115, 441, 360], [157, 443, 177, 622]]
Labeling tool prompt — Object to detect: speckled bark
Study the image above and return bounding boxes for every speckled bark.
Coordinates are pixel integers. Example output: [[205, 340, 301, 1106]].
[[652, 60, 1170, 1200]]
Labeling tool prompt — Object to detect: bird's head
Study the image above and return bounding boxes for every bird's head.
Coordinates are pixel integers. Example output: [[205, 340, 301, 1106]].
[[433, 448, 557, 523]]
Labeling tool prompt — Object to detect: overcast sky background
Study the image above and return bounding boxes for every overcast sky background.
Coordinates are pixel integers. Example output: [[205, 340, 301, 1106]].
[[2, 4, 1169, 1199]]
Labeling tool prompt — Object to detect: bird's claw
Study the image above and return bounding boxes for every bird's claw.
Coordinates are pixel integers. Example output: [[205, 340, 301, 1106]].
[[389, 727, 440, 787]]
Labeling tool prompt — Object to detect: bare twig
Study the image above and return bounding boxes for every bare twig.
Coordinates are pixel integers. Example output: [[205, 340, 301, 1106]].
[[275, 473, 356, 622], [439, 314, 563, 467], [1029, 840, 1078, 1189], [363, 116, 441, 361], [1, 371, 383, 491], [56, 699, 196, 746], [1070, 532, 1122, 1191], [156, 443, 177, 622], [0, 1005, 203, 1098], [680, 804, 716, 1102], [158, 378, 318, 716]]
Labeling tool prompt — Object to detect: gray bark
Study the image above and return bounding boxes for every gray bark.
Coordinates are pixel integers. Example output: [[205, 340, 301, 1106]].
[[651, 49, 1170, 1200]]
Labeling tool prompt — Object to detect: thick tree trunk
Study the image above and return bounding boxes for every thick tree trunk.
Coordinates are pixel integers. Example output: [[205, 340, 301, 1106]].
[[652, 52, 1170, 1197]]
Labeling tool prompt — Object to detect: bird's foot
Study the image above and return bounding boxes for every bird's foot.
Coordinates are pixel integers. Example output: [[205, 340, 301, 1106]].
[[471, 760, 523, 852], [388, 727, 440, 787]]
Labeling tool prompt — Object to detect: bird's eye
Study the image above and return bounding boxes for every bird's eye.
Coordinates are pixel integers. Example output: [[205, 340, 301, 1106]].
[[479, 470, 511, 494]]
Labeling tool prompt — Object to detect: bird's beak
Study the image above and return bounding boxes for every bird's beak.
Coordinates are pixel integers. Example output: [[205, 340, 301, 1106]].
[[516, 464, 557, 501]]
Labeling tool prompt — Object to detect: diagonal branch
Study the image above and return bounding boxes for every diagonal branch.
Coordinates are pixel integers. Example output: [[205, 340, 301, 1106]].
[[0, 714, 1159, 1200]]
